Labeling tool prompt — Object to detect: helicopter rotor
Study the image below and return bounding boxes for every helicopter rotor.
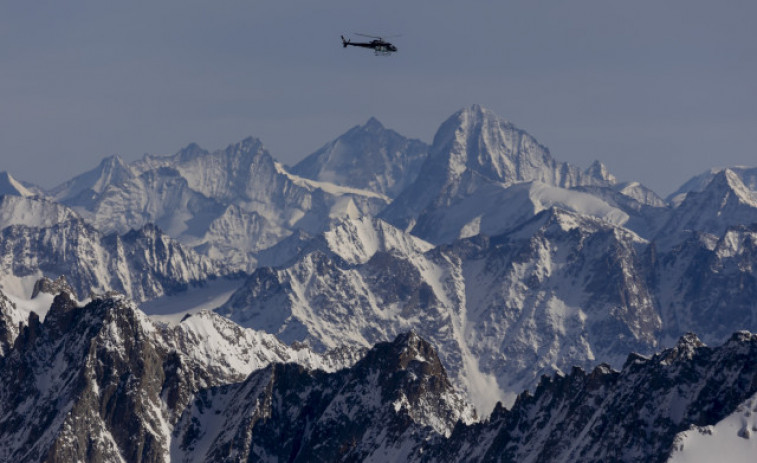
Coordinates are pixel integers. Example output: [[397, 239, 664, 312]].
[[354, 33, 401, 40]]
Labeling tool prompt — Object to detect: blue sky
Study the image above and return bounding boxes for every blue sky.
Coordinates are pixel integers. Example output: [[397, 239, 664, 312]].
[[1, 0, 755, 195]]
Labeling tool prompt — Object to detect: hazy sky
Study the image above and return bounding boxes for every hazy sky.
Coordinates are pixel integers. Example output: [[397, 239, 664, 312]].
[[1, 0, 755, 195]]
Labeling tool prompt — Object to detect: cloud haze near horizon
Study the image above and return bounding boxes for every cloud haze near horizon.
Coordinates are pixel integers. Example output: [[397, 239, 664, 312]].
[[1, 0, 755, 196]]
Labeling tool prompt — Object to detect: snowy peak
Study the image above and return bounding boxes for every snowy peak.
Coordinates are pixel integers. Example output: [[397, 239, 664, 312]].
[[0, 216, 231, 302], [585, 160, 617, 184], [0, 171, 35, 197], [668, 166, 757, 206], [292, 117, 429, 198], [171, 136, 274, 202], [322, 216, 433, 264], [49, 154, 134, 203], [381, 106, 618, 234], [428, 104, 615, 189], [174, 141, 210, 163], [46, 136, 390, 270], [659, 168, 757, 240], [713, 168, 757, 205], [362, 116, 385, 132], [0, 195, 80, 230]]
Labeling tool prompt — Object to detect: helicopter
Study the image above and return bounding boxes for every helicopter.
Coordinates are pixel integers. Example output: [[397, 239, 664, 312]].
[[341, 34, 398, 56]]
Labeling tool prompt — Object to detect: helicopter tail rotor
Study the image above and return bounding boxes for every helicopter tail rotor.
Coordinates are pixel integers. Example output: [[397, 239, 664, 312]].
[[341, 35, 349, 47]]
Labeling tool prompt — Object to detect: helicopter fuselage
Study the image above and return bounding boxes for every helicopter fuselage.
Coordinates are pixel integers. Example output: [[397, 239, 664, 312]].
[[341, 36, 397, 54]]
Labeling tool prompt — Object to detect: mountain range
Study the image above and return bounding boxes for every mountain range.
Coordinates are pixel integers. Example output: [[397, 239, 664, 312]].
[[1, 104, 757, 461]]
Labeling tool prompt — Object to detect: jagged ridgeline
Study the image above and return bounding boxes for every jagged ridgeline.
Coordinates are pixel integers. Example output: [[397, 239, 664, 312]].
[[0, 292, 754, 461], [2, 105, 757, 461]]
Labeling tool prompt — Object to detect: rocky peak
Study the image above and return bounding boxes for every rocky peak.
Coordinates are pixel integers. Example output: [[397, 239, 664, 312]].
[[291, 117, 429, 198], [48, 153, 134, 204], [657, 167, 757, 242], [31, 276, 74, 299], [41, 291, 83, 338], [0, 171, 35, 197], [680, 168, 756, 208], [361, 116, 385, 133], [658, 333, 705, 365], [381, 106, 616, 234], [175, 141, 209, 162], [425, 104, 610, 191], [431, 331, 757, 463], [0, 290, 21, 356], [585, 160, 617, 184]]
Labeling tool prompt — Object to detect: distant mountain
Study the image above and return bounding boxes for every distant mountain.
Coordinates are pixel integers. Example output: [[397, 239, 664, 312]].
[[391, 180, 634, 244], [667, 166, 757, 206], [49, 138, 389, 271], [292, 117, 429, 198], [380, 105, 618, 241], [217, 212, 660, 411], [655, 224, 757, 345], [657, 169, 757, 242], [4, 106, 757, 461], [219, 205, 757, 413], [0, 215, 232, 302], [0, 195, 79, 230], [0, 171, 38, 197]]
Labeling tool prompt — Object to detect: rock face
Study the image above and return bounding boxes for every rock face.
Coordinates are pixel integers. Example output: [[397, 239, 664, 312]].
[[219, 207, 757, 413], [0, 294, 468, 462], [1, 293, 754, 463], [657, 169, 757, 242], [31, 276, 74, 299], [172, 332, 474, 462], [48, 137, 389, 271], [292, 117, 430, 198], [0, 217, 232, 302], [655, 224, 757, 344], [4, 106, 757, 461], [380, 105, 616, 238], [0, 290, 22, 356], [0, 294, 361, 462], [218, 212, 660, 411], [426, 332, 757, 463]]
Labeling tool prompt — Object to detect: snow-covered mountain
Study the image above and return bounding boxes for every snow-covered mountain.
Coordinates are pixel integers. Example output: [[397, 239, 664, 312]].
[[217, 212, 662, 411], [2, 288, 753, 462], [0, 214, 232, 303], [49, 137, 389, 271], [654, 224, 757, 345], [380, 105, 618, 239], [656, 169, 757, 243], [291, 117, 429, 198], [392, 180, 635, 244], [667, 166, 757, 206], [0, 171, 39, 197], [171, 331, 474, 462], [218, 205, 757, 415], [0, 194, 80, 230], [423, 332, 757, 463], [4, 105, 757, 461], [0, 292, 464, 462]]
